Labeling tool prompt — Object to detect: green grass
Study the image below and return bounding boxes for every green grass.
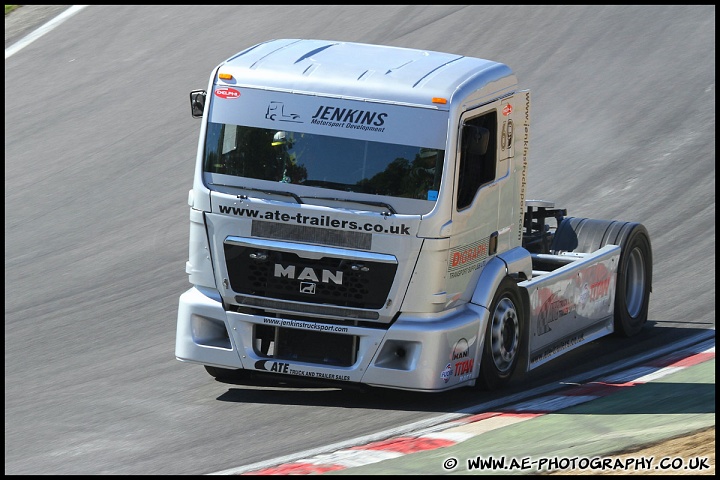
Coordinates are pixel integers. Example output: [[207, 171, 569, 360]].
[[6, 5, 20, 15]]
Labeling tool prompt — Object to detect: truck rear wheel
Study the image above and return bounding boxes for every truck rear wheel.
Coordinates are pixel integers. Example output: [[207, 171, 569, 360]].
[[551, 218, 652, 337], [479, 276, 524, 390], [612, 224, 652, 336]]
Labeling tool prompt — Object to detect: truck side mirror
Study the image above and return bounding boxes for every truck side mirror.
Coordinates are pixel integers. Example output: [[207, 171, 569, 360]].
[[190, 90, 207, 118], [463, 125, 490, 156]]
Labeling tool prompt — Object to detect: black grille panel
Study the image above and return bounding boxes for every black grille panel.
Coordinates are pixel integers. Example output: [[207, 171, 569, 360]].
[[254, 324, 357, 367], [224, 243, 396, 309]]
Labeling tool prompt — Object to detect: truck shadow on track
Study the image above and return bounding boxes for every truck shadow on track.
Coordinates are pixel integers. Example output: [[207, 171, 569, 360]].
[[214, 376, 469, 412], [213, 376, 714, 415], [546, 381, 715, 415], [212, 326, 714, 414]]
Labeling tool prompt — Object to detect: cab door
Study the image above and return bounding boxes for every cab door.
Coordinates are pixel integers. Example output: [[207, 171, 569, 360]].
[[446, 92, 530, 302], [446, 104, 501, 302]]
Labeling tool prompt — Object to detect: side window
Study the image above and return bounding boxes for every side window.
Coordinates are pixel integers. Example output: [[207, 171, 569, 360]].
[[456, 111, 497, 210]]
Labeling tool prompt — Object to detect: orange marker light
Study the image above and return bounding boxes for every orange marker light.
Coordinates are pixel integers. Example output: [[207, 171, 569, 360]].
[[218, 73, 233, 80], [432, 97, 447, 104]]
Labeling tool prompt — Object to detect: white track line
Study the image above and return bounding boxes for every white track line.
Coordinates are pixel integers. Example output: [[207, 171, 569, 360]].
[[5, 5, 88, 59]]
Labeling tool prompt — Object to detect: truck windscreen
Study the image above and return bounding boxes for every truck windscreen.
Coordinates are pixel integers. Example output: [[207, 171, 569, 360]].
[[203, 122, 445, 202]]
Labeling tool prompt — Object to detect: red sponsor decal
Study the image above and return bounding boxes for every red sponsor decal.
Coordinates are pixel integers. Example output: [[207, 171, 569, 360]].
[[535, 288, 574, 335], [214, 88, 240, 99], [502, 104, 513, 116], [454, 359, 474, 376], [589, 277, 610, 301], [451, 244, 488, 267]]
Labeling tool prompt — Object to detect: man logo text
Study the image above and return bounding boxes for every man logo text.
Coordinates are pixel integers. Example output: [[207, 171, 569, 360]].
[[274, 264, 343, 285]]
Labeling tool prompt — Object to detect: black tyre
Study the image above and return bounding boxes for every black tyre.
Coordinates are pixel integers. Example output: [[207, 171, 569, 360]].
[[551, 217, 652, 337], [613, 224, 652, 336], [479, 276, 525, 390]]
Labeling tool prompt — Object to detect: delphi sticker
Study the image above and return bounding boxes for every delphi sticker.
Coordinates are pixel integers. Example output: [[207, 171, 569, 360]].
[[215, 88, 240, 99]]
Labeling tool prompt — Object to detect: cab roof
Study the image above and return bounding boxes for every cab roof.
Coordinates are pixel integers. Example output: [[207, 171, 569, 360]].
[[215, 39, 518, 108]]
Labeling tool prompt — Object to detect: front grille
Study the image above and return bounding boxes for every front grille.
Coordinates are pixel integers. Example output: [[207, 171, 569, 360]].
[[254, 324, 357, 367], [252, 220, 371, 250], [224, 239, 397, 310], [234, 296, 380, 320]]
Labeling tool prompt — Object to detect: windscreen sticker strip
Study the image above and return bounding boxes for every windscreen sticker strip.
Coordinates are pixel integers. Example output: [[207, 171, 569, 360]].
[[208, 87, 450, 149]]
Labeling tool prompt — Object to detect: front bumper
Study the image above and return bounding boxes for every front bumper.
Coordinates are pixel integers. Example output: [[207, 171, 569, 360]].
[[176, 286, 489, 392]]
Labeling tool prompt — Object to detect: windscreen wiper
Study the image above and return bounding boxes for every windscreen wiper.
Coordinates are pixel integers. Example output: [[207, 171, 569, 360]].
[[303, 196, 396, 215], [208, 183, 305, 204], [209, 182, 304, 204], [211, 182, 393, 213]]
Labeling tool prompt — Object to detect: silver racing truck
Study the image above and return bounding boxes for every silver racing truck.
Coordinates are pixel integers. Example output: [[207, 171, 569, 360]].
[[175, 39, 652, 392]]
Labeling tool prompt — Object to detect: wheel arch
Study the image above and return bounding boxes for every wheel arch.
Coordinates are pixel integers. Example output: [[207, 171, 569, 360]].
[[470, 247, 532, 308]]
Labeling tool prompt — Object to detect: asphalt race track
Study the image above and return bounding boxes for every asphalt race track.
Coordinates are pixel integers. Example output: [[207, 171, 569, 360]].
[[5, 5, 715, 475]]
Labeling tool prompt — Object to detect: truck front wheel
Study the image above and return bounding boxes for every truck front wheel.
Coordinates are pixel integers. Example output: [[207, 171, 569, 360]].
[[479, 276, 525, 390]]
